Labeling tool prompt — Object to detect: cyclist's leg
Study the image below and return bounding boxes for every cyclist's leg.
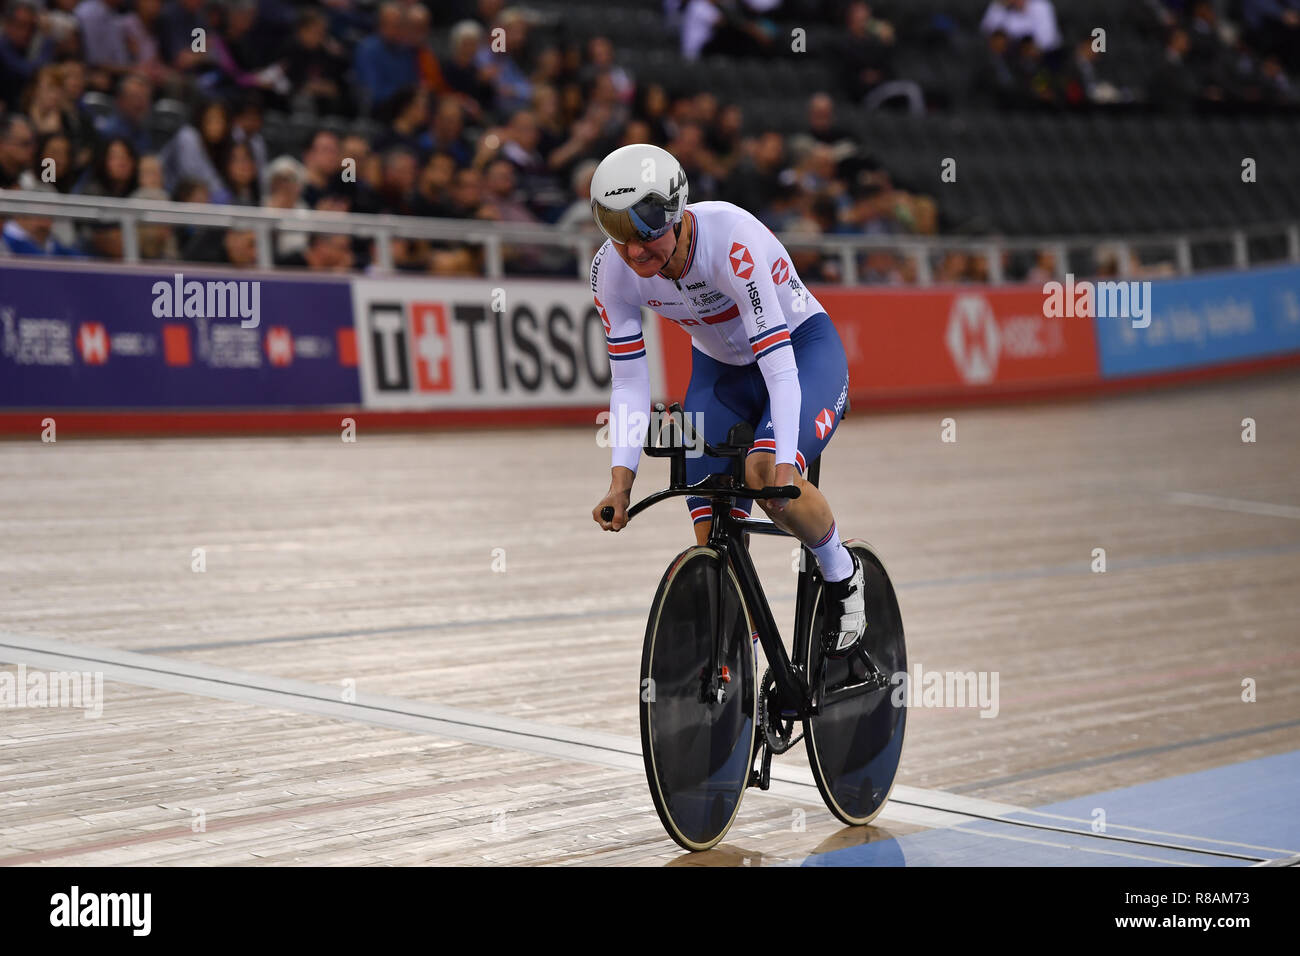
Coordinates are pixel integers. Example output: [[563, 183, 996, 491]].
[[683, 347, 766, 545], [746, 312, 853, 579]]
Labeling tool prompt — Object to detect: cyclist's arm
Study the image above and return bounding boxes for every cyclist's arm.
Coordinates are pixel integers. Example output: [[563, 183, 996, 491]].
[[719, 221, 800, 469], [592, 254, 650, 478]]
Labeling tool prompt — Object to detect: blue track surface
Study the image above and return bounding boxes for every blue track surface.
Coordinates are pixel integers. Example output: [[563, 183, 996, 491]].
[[799, 751, 1300, 866]]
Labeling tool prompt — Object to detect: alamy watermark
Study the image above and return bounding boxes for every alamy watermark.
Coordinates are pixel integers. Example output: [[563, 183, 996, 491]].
[[1, 664, 103, 718], [596, 407, 707, 458], [1042, 273, 1151, 328], [50, 886, 151, 936], [890, 663, 999, 718], [151, 273, 261, 329]]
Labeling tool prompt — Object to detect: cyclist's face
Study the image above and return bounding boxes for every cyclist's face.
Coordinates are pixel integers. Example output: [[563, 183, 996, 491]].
[[615, 229, 675, 278]]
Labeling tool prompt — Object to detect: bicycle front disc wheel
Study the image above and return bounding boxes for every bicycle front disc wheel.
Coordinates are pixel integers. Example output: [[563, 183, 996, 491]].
[[640, 545, 756, 852]]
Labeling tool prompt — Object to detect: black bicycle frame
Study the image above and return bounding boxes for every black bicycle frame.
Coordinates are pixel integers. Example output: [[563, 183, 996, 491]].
[[706, 458, 822, 719], [626, 403, 825, 719]]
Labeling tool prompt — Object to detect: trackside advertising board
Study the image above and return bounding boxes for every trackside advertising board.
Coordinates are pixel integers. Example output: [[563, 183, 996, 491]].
[[0, 262, 358, 407], [1092, 264, 1300, 377], [659, 286, 1103, 403], [3, 261, 1297, 432], [349, 278, 665, 409]]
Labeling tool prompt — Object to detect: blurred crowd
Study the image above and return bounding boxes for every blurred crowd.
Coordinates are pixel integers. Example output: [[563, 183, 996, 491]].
[[0, 0, 1294, 279]]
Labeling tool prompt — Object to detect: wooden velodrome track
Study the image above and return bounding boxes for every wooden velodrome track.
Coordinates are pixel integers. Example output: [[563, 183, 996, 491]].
[[2, 371, 1298, 866]]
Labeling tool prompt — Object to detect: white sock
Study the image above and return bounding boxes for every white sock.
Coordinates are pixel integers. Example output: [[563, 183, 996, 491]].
[[811, 522, 854, 583]]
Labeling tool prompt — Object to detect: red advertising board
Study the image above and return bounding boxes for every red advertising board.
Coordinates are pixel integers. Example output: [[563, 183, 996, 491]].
[[658, 285, 1102, 406]]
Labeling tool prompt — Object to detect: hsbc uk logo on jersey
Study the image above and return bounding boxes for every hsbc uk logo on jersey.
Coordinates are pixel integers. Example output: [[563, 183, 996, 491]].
[[355, 282, 615, 408], [729, 242, 754, 280]]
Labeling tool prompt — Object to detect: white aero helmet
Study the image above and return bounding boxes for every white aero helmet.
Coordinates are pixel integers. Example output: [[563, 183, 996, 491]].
[[589, 143, 688, 245]]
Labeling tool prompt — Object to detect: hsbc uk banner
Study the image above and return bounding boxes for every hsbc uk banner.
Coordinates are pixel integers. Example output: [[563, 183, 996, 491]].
[[712, 286, 1103, 403], [350, 278, 666, 409], [0, 262, 359, 407]]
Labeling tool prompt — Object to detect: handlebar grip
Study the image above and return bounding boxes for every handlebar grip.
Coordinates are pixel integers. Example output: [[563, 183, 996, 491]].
[[762, 485, 801, 500], [600, 506, 615, 521]]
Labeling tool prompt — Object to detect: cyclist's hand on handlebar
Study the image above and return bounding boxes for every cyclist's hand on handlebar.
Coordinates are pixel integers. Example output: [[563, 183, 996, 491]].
[[594, 488, 631, 532], [767, 462, 799, 515]]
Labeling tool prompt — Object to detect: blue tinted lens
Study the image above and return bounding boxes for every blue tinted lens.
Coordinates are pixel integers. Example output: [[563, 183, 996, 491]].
[[627, 194, 673, 240]]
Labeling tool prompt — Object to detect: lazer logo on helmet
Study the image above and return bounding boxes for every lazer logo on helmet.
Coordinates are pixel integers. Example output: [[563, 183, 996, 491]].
[[603, 187, 636, 197], [667, 170, 685, 197]]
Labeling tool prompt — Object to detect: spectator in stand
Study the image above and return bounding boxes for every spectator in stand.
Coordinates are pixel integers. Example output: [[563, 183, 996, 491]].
[[707, 102, 745, 170], [407, 4, 449, 94], [121, 0, 173, 87], [980, 0, 1062, 55], [478, 157, 534, 221], [0, 113, 37, 188], [1, 1, 54, 111], [445, 165, 483, 218], [300, 129, 341, 207], [1242, 0, 1300, 65], [498, 108, 565, 220], [230, 93, 267, 177], [3, 209, 79, 254], [1064, 35, 1129, 106], [634, 82, 672, 142], [75, 0, 131, 79], [38, 131, 74, 191], [130, 186, 179, 259], [796, 93, 854, 150], [373, 87, 429, 157], [158, 99, 233, 201], [23, 65, 71, 142], [375, 146, 419, 215], [834, 3, 922, 112], [1011, 36, 1059, 105], [1148, 26, 1201, 111], [136, 151, 163, 189], [530, 84, 566, 157], [723, 128, 788, 217], [354, 2, 416, 115], [582, 36, 634, 106], [410, 150, 456, 217], [75, 135, 138, 196], [159, 0, 212, 78], [442, 20, 493, 116], [475, 8, 533, 115], [94, 73, 154, 155], [973, 28, 1018, 107], [277, 231, 354, 271], [553, 157, 597, 228], [224, 140, 259, 204], [261, 154, 308, 260], [281, 7, 350, 116]]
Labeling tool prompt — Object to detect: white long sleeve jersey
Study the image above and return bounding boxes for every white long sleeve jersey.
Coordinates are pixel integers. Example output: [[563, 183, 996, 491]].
[[591, 200, 825, 473]]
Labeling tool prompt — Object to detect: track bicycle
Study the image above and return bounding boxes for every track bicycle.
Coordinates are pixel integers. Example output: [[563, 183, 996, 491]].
[[601, 403, 907, 851]]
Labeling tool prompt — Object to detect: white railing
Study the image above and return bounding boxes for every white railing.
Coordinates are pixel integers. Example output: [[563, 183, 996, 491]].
[[1, 190, 1297, 284]]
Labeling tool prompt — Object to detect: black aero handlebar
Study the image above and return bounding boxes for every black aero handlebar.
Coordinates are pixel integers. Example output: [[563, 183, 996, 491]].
[[601, 483, 800, 525], [599, 402, 800, 526]]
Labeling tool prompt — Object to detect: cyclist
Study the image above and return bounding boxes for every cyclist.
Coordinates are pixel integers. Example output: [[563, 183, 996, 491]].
[[589, 143, 866, 658]]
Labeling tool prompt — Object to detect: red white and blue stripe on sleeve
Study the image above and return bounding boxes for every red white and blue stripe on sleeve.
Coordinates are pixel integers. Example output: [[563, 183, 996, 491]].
[[607, 331, 646, 362], [749, 325, 791, 360]]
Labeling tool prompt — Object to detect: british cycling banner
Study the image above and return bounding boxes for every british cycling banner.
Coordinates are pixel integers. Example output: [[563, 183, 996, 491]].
[[350, 277, 666, 409], [0, 261, 359, 408]]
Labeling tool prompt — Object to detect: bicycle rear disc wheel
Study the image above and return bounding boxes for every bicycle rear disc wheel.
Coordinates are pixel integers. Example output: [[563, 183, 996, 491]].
[[803, 540, 906, 826], [640, 545, 757, 852]]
